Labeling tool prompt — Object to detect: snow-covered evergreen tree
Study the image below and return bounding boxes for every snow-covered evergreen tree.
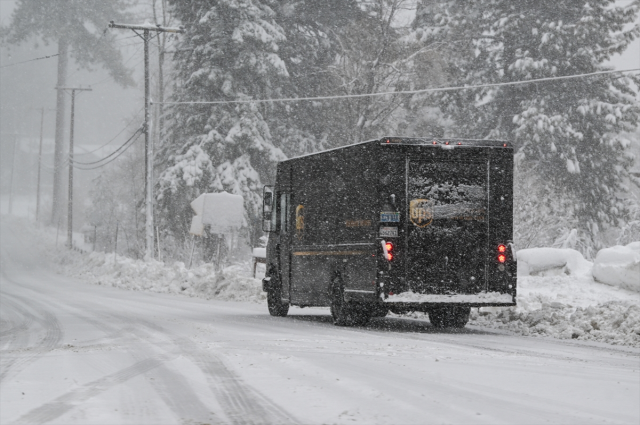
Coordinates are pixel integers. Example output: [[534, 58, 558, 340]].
[[158, 0, 362, 245], [268, 0, 363, 155], [413, 0, 640, 254], [158, 0, 290, 244]]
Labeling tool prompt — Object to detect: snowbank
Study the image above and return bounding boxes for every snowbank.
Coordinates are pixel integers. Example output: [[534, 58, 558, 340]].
[[1, 215, 264, 303], [466, 269, 640, 346], [397, 247, 640, 347], [517, 247, 592, 276], [55, 249, 266, 303], [471, 300, 640, 347], [592, 242, 640, 292]]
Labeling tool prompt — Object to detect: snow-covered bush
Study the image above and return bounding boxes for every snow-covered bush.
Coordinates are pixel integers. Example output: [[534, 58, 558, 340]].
[[517, 247, 592, 277], [592, 242, 640, 292]]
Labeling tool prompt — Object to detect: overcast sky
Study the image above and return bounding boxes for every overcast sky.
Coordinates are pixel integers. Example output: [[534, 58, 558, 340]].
[[1, 0, 638, 155]]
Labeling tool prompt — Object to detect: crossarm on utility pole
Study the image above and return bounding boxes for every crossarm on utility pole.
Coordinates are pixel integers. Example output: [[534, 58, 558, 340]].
[[108, 21, 184, 33]]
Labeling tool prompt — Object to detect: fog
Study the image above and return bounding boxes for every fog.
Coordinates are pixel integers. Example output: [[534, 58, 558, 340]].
[[0, 0, 638, 241], [0, 0, 154, 226]]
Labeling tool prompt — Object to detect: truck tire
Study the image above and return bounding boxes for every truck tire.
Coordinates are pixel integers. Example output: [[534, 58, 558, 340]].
[[330, 277, 371, 326], [428, 306, 470, 328], [370, 305, 389, 318], [267, 280, 289, 317]]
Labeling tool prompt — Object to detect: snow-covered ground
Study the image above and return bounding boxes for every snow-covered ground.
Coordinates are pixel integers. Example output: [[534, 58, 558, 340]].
[[2, 215, 639, 424], [468, 247, 639, 346], [30, 215, 639, 348]]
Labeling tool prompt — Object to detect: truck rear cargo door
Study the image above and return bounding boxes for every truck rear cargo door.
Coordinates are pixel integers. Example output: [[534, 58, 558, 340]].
[[406, 159, 489, 294]]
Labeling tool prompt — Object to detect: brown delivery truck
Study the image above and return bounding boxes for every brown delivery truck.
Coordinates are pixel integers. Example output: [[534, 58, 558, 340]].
[[261, 137, 516, 327]]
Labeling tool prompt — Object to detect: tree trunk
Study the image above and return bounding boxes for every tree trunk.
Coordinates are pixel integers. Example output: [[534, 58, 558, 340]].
[[52, 37, 68, 224]]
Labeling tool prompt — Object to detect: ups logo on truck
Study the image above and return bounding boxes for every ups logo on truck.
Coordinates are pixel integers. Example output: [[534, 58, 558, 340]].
[[295, 205, 304, 239], [410, 199, 433, 227]]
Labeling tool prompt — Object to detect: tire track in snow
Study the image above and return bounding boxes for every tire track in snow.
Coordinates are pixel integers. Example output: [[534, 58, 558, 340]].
[[12, 356, 166, 425], [0, 253, 221, 424], [0, 295, 32, 350], [0, 303, 30, 339], [50, 307, 223, 425], [121, 315, 298, 425], [0, 289, 62, 384]]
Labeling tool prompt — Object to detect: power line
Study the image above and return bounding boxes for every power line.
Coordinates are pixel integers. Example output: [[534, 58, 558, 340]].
[[72, 125, 143, 169], [75, 106, 145, 155], [72, 130, 142, 171], [85, 47, 145, 87], [156, 68, 640, 106], [1, 34, 140, 70], [63, 34, 142, 81], [0, 53, 60, 69], [72, 125, 142, 165]]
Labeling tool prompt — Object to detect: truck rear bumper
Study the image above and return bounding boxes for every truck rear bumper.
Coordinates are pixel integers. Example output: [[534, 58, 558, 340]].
[[384, 291, 515, 304]]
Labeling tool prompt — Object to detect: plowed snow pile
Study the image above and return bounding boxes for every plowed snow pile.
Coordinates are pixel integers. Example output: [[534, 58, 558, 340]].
[[57, 250, 266, 303], [15, 217, 266, 303], [468, 248, 640, 347], [14, 217, 639, 347]]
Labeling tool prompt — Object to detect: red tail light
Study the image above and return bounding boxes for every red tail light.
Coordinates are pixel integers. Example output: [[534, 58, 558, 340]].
[[497, 244, 507, 263], [382, 240, 393, 261]]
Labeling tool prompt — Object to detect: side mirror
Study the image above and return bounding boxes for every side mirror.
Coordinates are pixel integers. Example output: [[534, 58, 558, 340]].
[[264, 191, 272, 208], [262, 186, 275, 232]]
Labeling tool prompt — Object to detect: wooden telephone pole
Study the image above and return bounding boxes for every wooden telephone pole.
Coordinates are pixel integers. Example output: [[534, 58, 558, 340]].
[[56, 86, 92, 248], [36, 107, 45, 222], [108, 21, 184, 260]]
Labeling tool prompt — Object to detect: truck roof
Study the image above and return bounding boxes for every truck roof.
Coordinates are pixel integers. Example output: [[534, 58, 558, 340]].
[[284, 137, 512, 162]]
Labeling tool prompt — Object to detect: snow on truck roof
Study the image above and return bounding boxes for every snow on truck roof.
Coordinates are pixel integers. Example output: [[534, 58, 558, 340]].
[[283, 137, 512, 162]]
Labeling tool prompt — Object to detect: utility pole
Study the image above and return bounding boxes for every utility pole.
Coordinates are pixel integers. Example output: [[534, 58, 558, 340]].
[[30, 106, 55, 222], [108, 21, 184, 260], [36, 107, 45, 222], [8, 133, 17, 215], [57, 86, 92, 248], [52, 39, 69, 225]]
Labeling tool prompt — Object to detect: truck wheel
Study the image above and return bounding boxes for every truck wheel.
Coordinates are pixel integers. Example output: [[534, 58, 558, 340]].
[[451, 306, 471, 328], [330, 277, 372, 326], [330, 278, 352, 326], [428, 306, 470, 328], [370, 305, 389, 318], [351, 304, 372, 326], [427, 307, 447, 328], [267, 280, 289, 317]]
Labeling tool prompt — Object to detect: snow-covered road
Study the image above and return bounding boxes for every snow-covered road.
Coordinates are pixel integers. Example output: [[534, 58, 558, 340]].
[[1, 222, 639, 424]]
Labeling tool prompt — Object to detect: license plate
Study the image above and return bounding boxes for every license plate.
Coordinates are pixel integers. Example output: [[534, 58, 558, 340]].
[[380, 226, 398, 237], [380, 212, 400, 222]]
